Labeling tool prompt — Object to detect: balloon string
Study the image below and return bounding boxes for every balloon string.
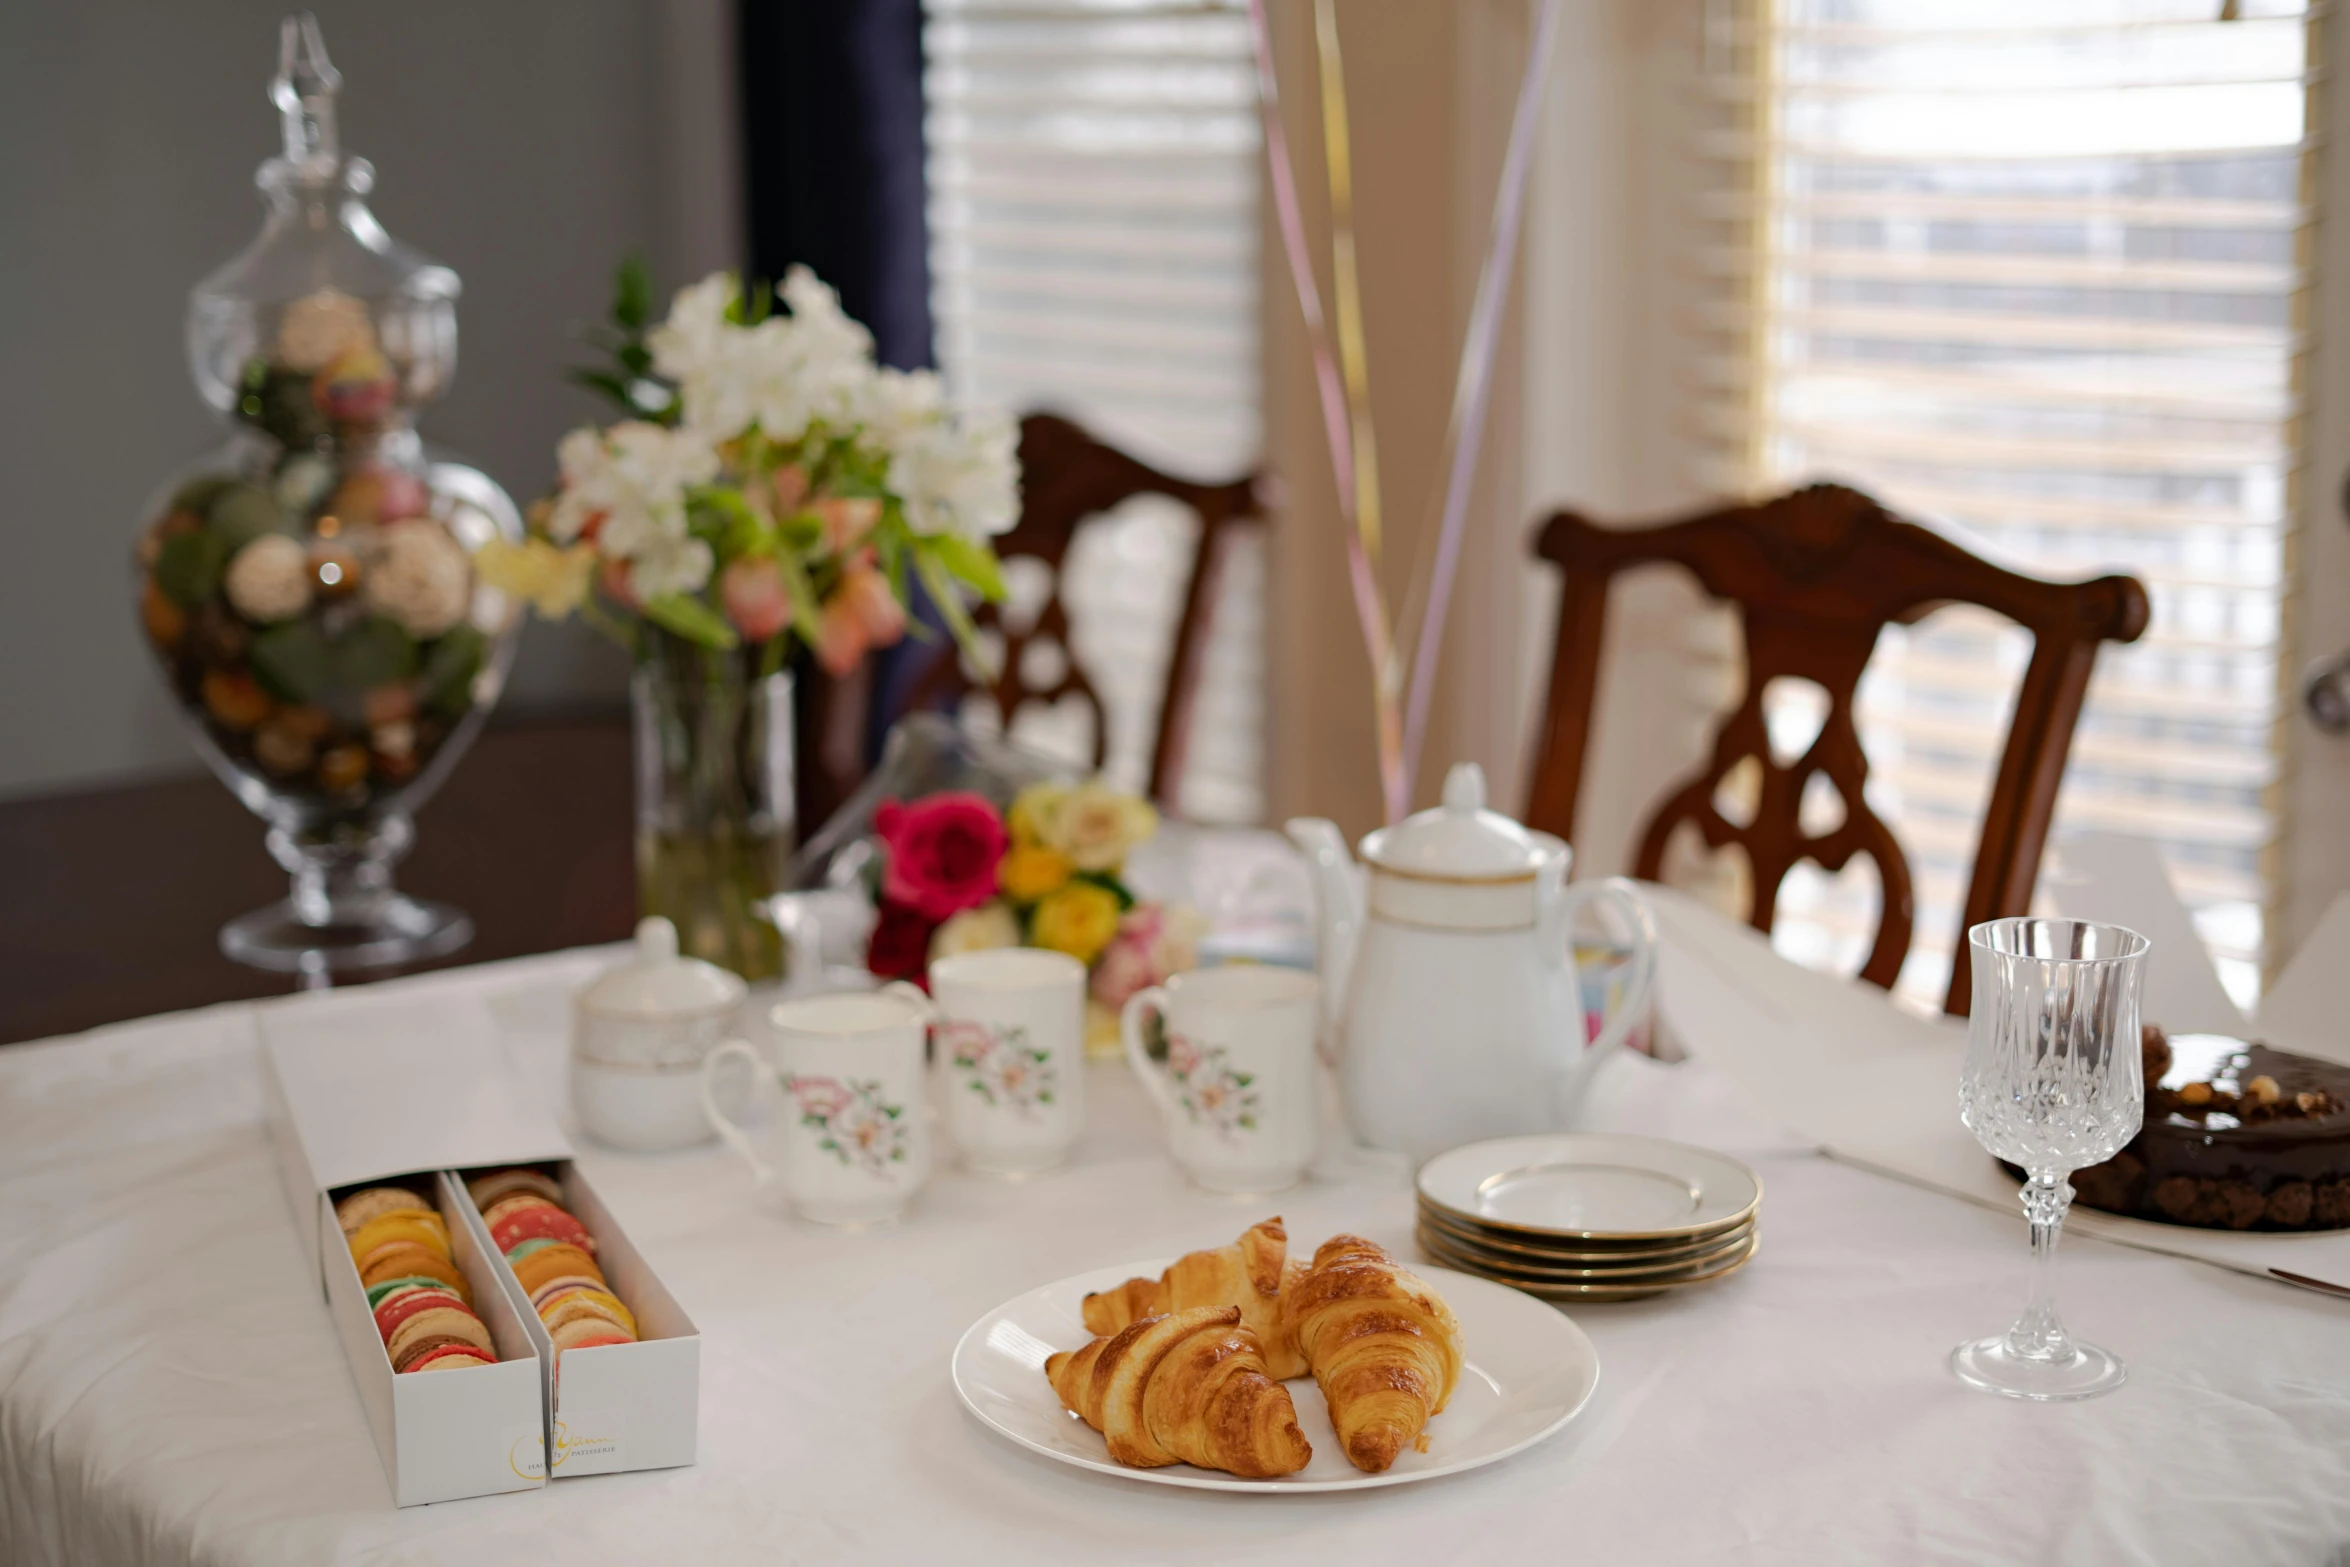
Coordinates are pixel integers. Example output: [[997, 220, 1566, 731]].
[[1249, 0, 1407, 822], [1400, 0, 1564, 791]]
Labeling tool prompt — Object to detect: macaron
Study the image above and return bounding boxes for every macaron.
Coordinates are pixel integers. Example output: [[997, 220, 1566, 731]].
[[467, 1168, 566, 1210], [354, 1236, 453, 1281], [346, 1211, 450, 1264], [366, 1275, 455, 1309], [359, 1247, 471, 1303], [504, 1237, 562, 1265], [488, 1203, 593, 1257], [478, 1193, 559, 1228], [392, 1331, 491, 1373], [528, 1274, 610, 1314], [510, 1243, 602, 1296], [336, 1186, 435, 1236], [549, 1318, 633, 1353], [374, 1285, 470, 1343], [540, 1289, 637, 1339], [403, 1344, 496, 1374], [387, 1307, 494, 1367]]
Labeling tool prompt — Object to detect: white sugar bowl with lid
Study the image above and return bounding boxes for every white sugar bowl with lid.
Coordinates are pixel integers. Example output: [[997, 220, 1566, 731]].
[[574, 916, 749, 1151], [1285, 762, 1658, 1162]]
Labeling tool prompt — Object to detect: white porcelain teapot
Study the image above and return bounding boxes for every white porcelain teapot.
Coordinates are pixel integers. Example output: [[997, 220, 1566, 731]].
[[1285, 762, 1657, 1162]]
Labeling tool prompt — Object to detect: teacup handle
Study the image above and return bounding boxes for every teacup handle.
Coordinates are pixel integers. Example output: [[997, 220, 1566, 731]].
[[700, 1038, 777, 1184], [1120, 985, 1180, 1121], [1548, 877, 1660, 1122]]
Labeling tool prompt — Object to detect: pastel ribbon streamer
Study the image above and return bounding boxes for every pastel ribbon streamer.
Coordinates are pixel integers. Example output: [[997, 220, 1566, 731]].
[[1401, 0, 1564, 788], [1248, 0, 1407, 822]]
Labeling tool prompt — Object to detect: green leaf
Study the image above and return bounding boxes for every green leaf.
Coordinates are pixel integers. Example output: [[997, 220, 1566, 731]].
[[771, 547, 826, 645], [642, 592, 739, 650], [422, 624, 488, 713], [207, 483, 284, 551], [333, 617, 420, 689], [248, 622, 332, 702], [923, 532, 1008, 601], [566, 367, 635, 412], [613, 254, 652, 332], [153, 528, 228, 608], [1073, 870, 1136, 910], [914, 550, 994, 682]]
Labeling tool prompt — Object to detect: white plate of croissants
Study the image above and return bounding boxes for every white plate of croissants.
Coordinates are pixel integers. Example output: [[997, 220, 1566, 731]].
[[951, 1218, 1599, 1491]]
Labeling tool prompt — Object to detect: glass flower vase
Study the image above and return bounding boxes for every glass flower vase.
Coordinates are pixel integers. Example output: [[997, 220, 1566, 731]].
[[632, 637, 798, 984], [133, 18, 520, 977]]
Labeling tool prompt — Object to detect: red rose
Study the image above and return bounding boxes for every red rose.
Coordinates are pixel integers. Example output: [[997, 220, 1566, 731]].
[[873, 792, 1009, 921], [865, 900, 938, 984]]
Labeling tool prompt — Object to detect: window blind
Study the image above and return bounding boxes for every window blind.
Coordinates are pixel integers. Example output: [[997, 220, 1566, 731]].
[[922, 0, 1267, 822], [1698, 0, 2317, 1009]]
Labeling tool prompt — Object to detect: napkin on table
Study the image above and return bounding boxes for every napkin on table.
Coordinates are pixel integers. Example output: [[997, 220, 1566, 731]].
[[1642, 881, 2350, 1297]]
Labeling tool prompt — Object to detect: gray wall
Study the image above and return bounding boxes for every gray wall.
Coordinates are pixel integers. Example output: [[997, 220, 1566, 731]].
[[0, 0, 741, 799]]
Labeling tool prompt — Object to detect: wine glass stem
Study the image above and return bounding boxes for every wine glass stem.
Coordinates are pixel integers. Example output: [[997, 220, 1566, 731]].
[[2006, 1172, 2074, 1362]]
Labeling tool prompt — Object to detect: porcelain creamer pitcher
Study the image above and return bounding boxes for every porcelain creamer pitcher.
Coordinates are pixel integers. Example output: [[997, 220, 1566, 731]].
[[1285, 762, 1657, 1162]]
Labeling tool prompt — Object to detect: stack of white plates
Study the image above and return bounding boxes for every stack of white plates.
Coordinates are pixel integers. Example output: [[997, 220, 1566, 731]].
[[1415, 1134, 1762, 1303]]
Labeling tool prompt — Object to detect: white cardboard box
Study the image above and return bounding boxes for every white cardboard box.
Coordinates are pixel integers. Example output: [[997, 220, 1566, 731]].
[[260, 988, 699, 1500], [457, 1161, 701, 1478]]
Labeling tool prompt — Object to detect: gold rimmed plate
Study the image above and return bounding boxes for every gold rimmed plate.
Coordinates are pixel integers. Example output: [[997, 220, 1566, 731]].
[[1416, 1201, 1755, 1266], [1418, 1134, 1761, 1242], [1417, 1210, 1756, 1277], [1418, 1229, 1761, 1302]]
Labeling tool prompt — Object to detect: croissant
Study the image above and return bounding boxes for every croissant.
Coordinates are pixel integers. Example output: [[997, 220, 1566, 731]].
[[1045, 1306, 1314, 1478], [1284, 1234, 1463, 1474], [1081, 1217, 1308, 1379]]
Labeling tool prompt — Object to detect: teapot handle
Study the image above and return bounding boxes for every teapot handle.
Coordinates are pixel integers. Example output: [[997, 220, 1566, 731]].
[[1546, 877, 1659, 1124]]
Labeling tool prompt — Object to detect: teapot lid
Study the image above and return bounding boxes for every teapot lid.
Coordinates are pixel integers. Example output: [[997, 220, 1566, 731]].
[[1360, 763, 1558, 882], [579, 916, 747, 1017]]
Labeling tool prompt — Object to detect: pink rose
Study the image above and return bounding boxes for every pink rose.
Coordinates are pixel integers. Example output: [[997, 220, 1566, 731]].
[[719, 556, 792, 641], [874, 793, 1009, 921], [1089, 934, 1158, 1011], [813, 556, 907, 676]]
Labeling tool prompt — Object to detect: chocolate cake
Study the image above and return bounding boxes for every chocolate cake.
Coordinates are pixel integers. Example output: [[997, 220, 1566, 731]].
[[2062, 1025, 2350, 1231]]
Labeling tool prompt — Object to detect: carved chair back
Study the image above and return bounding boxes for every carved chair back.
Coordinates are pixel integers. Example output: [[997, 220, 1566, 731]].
[[906, 413, 1267, 803], [1524, 483, 2148, 1014]]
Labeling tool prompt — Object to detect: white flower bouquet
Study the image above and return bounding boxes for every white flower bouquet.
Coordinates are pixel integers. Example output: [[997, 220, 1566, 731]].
[[476, 261, 1014, 674]]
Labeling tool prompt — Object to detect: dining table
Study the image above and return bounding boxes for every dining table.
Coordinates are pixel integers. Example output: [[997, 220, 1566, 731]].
[[3, 874, 2347, 1566]]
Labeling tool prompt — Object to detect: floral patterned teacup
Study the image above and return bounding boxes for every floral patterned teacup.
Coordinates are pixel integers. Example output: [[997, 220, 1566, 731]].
[[911, 948, 1088, 1176], [699, 990, 931, 1225], [1121, 966, 1319, 1195]]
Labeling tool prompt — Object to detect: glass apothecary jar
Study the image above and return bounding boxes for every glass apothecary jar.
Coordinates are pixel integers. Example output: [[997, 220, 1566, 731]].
[[133, 16, 520, 976]]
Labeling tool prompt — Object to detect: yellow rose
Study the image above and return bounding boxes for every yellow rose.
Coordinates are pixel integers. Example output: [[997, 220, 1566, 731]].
[[1006, 782, 1068, 848], [1030, 882, 1122, 965], [1044, 782, 1158, 872], [930, 901, 1021, 962], [473, 536, 595, 619], [998, 844, 1074, 904]]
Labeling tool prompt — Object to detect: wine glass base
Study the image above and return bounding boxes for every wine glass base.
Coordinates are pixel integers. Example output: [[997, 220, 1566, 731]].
[[219, 893, 474, 975], [1949, 1335, 2127, 1401]]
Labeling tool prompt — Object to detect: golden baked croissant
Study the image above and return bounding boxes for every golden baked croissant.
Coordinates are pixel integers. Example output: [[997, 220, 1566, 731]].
[[1081, 1216, 1308, 1379], [1285, 1234, 1463, 1474], [1045, 1306, 1314, 1478]]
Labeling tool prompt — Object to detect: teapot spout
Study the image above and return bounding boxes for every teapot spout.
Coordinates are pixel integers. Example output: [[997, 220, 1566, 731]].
[[1283, 816, 1363, 1037]]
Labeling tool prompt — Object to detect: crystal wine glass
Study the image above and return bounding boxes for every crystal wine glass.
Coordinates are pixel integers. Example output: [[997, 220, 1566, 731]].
[[1952, 917, 2149, 1401]]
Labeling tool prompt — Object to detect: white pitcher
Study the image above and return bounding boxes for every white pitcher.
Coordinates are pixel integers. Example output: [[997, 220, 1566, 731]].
[[1285, 762, 1657, 1163]]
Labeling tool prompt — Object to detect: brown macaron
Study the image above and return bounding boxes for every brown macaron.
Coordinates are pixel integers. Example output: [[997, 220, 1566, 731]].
[[335, 1186, 435, 1236], [386, 1307, 494, 1368], [467, 1168, 566, 1210]]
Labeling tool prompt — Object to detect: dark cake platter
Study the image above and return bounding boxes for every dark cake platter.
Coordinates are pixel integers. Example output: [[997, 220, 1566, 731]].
[[2019, 1026, 2350, 1233]]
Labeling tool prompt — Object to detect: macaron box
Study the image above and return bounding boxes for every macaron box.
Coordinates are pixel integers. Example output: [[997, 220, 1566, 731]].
[[261, 988, 698, 1505]]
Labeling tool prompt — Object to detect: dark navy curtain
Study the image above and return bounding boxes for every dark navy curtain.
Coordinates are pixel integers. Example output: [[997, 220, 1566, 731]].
[[737, 0, 938, 826]]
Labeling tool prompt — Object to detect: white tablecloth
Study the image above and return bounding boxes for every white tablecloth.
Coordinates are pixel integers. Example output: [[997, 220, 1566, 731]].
[[4, 927, 2349, 1566]]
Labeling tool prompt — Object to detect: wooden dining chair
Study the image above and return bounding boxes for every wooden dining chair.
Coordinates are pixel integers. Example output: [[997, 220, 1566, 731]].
[[903, 411, 1269, 804], [1523, 482, 2149, 1015]]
